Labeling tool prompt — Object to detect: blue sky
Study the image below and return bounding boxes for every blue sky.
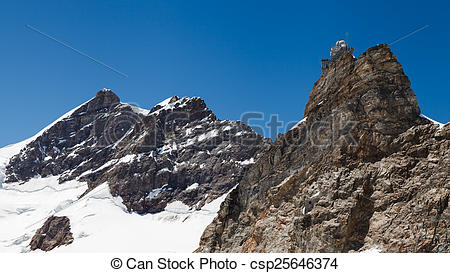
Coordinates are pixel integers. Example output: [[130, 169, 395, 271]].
[[0, 0, 449, 146]]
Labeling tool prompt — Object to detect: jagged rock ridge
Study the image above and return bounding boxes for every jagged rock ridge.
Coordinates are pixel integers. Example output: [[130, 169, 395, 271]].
[[197, 44, 449, 253]]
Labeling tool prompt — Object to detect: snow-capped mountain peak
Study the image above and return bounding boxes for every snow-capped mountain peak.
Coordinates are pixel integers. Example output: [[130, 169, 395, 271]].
[[0, 89, 270, 252]]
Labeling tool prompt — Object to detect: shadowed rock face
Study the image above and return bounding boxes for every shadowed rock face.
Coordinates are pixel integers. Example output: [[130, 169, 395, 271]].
[[29, 216, 73, 251], [5, 90, 270, 214], [197, 44, 449, 253]]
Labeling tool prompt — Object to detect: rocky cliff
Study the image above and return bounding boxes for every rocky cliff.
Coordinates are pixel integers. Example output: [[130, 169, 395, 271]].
[[29, 216, 74, 251], [197, 44, 449, 253]]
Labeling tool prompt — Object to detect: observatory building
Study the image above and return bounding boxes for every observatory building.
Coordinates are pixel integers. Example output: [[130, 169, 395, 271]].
[[321, 40, 354, 73]]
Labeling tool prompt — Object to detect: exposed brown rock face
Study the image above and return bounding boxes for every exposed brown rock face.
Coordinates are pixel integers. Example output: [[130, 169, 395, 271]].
[[29, 216, 73, 251], [197, 44, 449, 253], [5, 90, 270, 214]]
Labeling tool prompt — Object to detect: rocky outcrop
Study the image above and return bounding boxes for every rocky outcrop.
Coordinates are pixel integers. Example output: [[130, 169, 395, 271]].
[[29, 216, 73, 251], [197, 44, 449, 253], [5, 90, 270, 214]]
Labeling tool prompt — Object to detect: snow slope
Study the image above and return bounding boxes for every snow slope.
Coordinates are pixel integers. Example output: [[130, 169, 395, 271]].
[[0, 176, 227, 252], [0, 176, 87, 252], [53, 183, 229, 252]]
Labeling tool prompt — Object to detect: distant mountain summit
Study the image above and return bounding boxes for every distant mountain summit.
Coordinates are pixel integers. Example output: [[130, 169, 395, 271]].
[[0, 89, 269, 251], [198, 44, 449, 253]]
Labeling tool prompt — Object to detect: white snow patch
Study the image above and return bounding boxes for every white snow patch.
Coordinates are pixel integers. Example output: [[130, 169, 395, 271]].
[[186, 183, 199, 191], [235, 158, 255, 165], [277, 172, 296, 187], [157, 168, 171, 174], [150, 96, 190, 116], [420, 114, 446, 129], [78, 155, 137, 178], [147, 184, 168, 199], [128, 104, 150, 116], [362, 246, 382, 253], [290, 117, 307, 131], [156, 97, 176, 107], [112, 127, 134, 149], [173, 162, 187, 172], [185, 138, 195, 147], [118, 154, 136, 164], [198, 129, 219, 142], [158, 142, 178, 154], [164, 201, 191, 214]]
